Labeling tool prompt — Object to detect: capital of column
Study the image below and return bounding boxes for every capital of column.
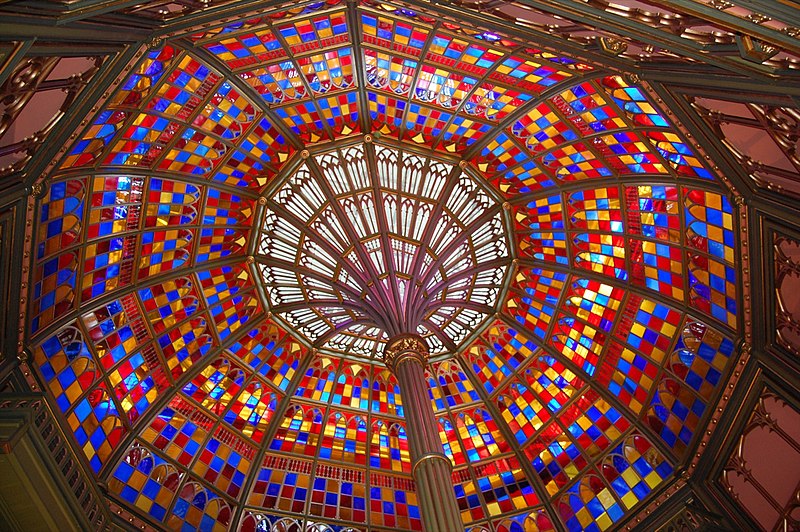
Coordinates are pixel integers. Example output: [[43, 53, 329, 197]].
[[382, 333, 429, 373]]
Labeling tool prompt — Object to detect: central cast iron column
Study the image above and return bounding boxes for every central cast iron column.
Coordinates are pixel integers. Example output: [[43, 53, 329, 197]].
[[382, 334, 462, 532]]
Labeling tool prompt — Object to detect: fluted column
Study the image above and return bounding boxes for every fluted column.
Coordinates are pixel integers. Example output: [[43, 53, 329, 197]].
[[382, 334, 462, 532]]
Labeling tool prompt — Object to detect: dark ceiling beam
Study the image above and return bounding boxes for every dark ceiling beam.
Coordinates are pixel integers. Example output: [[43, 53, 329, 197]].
[[656, 0, 800, 55], [402, 0, 794, 81], [0, 18, 150, 42], [12, 0, 160, 25], [11, 0, 307, 38], [645, 81, 762, 201], [391, 0, 633, 72], [741, 0, 800, 27], [1, 42, 141, 194], [640, 68, 800, 96], [511, 0, 796, 78], [647, 79, 800, 224], [151, 0, 319, 37]]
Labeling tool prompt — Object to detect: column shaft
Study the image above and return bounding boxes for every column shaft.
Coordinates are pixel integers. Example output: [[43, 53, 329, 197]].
[[383, 335, 462, 532]]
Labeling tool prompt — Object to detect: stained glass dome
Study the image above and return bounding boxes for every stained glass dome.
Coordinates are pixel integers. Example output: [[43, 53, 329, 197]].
[[9, 0, 772, 530]]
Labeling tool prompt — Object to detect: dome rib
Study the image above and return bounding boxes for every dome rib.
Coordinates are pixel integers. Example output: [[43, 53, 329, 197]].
[[29, 253, 247, 350], [187, 44, 307, 151], [304, 154, 407, 335], [97, 273, 271, 474]]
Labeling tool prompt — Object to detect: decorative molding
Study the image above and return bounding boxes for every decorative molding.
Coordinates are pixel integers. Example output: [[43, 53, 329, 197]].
[[0, 54, 104, 182], [16, 195, 32, 359], [719, 388, 800, 531], [626, 487, 730, 531], [382, 334, 429, 372], [411, 451, 451, 478], [108, 501, 158, 531], [0, 205, 11, 369], [690, 97, 800, 199], [775, 233, 800, 355]]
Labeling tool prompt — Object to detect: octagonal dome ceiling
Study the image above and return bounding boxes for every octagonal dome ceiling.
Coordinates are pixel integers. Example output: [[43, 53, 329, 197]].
[[20, 0, 749, 531]]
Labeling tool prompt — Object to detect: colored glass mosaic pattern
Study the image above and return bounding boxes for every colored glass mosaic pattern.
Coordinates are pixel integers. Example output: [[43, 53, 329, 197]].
[[24, 4, 748, 531]]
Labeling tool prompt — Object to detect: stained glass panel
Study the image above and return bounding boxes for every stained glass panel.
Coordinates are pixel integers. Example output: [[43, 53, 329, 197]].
[[474, 457, 539, 516], [22, 4, 749, 531], [646, 319, 734, 457], [466, 321, 537, 394], [109, 445, 180, 522], [269, 404, 324, 456], [33, 325, 126, 472]]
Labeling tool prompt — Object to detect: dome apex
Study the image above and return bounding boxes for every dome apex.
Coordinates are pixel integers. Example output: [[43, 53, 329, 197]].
[[257, 140, 512, 361]]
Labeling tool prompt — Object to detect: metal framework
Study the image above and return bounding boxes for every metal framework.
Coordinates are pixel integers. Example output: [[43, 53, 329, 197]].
[[0, 0, 799, 531], [256, 141, 511, 360]]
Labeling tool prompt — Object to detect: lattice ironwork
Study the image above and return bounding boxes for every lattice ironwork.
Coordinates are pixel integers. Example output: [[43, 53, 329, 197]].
[[256, 141, 511, 360]]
